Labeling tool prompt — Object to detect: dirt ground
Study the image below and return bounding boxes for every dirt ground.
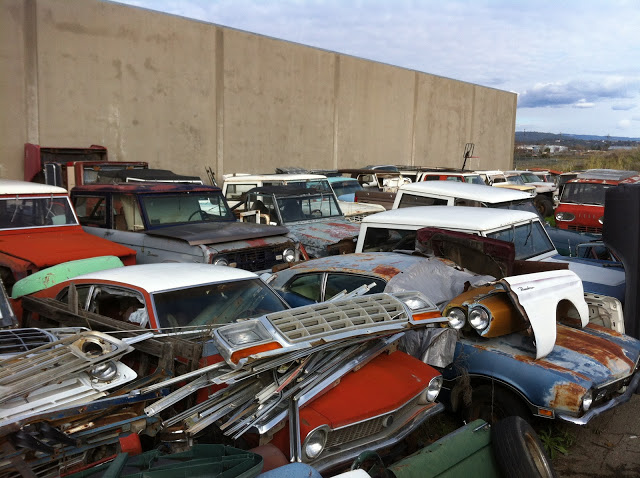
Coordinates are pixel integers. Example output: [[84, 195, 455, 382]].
[[547, 394, 640, 477]]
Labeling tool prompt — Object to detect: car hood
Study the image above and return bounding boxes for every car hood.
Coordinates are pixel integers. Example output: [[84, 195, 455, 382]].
[[145, 221, 290, 245], [454, 322, 640, 393], [286, 220, 360, 247], [0, 227, 136, 267]]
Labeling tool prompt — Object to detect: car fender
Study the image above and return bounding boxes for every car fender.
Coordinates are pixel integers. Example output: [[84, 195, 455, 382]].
[[501, 269, 588, 359]]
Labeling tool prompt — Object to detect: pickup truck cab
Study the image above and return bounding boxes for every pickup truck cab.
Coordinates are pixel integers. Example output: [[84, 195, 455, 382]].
[[505, 170, 557, 216], [0, 180, 136, 293], [390, 181, 598, 256], [70, 182, 302, 272], [356, 206, 626, 301], [240, 186, 360, 258], [555, 169, 640, 234]]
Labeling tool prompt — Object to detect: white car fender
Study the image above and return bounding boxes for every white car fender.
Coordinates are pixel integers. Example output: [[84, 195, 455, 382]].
[[501, 270, 589, 359]]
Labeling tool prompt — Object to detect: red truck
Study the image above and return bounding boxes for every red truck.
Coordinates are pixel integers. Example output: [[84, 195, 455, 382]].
[[554, 169, 640, 234], [24, 143, 148, 189]]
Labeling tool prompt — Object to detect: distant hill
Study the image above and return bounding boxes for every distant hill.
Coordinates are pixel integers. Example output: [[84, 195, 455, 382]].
[[516, 131, 640, 143]]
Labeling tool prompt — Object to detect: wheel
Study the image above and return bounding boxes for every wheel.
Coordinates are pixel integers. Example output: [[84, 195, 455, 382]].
[[309, 209, 323, 218], [492, 416, 557, 478], [188, 209, 203, 221], [534, 196, 554, 217], [464, 384, 530, 425]]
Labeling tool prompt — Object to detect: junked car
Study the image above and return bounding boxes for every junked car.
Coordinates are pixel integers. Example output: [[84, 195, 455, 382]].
[[240, 186, 361, 258], [70, 182, 302, 273], [0, 180, 136, 295], [265, 249, 640, 426], [356, 206, 626, 302], [18, 260, 448, 473]]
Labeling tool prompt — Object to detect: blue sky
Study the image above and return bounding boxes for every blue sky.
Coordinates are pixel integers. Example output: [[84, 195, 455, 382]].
[[113, 0, 640, 138]]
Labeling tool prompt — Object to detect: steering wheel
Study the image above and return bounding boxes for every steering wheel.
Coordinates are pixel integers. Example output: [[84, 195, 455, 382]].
[[188, 210, 212, 221], [310, 209, 323, 218]]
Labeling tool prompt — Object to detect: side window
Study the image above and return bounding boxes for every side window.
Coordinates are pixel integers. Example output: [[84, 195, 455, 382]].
[[362, 227, 417, 252], [397, 195, 448, 208], [88, 286, 148, 327], [445, 176, 462, 182], [423, 175, 440, 181], [324, 274, 386, 300], [283, 274, 323, 302], [74, 195, 107, 227], [226, 184, 258, 201], [56, 284, 93, 310], [113, 194, 144, 231]]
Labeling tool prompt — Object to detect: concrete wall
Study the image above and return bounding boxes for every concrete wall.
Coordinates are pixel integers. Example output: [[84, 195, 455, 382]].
[[1, 0, 517, 182]]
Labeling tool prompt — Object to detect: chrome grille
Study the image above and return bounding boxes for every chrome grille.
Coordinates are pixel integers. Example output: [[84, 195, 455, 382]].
[[267, 294, 407, 343], [325, 394, 419, 449], [568, 225, 602, 234]]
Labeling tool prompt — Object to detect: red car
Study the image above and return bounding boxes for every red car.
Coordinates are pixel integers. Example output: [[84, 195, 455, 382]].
[[0, 180, 136, 296], [555, 169, 640, 233]]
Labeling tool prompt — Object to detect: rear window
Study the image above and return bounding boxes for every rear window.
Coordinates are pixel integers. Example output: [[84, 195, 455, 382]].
[[361, 227, 416, 252], [486, 221, 554, 260], [397, 195, 448, 208]]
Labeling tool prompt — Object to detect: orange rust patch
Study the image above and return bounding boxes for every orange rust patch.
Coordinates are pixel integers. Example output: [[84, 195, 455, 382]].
[[556, 326, 633, 369], [512, 354, 590, 380], [549, 381, 585, 410], [371, 265, 401, 278], [585, 322, 623, 337]]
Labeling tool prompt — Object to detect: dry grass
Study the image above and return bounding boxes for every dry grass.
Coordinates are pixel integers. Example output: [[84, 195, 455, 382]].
[[515, 147, 640, 172]]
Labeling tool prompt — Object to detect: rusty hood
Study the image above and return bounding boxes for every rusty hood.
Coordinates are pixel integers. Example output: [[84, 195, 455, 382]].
[[286, 220, 360, 257], [145, 221, 290, 246]]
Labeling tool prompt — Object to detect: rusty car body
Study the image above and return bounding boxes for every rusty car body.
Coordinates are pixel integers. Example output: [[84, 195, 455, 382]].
[[266, 250, 640, 425], [70, 182, 302, 272]]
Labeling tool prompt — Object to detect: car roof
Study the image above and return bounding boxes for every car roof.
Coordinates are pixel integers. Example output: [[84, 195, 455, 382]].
[[223, 174, 327, 182], [362, 205, 539, 230], [72, 182, 221, 194], [398, 181, 530, 202], [0, 179, 68, 195], [68, 263, 258, 293]]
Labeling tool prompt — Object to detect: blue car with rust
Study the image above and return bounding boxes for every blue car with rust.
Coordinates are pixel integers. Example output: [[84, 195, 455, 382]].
[[267, 249, 640, 425]]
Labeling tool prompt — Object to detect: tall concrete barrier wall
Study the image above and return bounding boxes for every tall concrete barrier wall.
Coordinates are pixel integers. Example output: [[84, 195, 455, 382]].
[[1, 0, 517, 182]]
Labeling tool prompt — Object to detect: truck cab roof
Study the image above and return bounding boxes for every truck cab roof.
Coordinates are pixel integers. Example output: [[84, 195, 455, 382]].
[[397, 181, 530, 203]]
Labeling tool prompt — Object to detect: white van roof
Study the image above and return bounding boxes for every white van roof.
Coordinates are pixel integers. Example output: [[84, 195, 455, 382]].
[[222, 173, 327, 183], [362, 206, 539, 231], [398, 181, 530, 203]]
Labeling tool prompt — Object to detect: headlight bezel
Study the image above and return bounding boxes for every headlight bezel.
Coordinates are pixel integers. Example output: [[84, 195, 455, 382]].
[[302, 425, 330, 460], [283, 248, 296, 263], [418, 375, 443, 404], [582, 389, 593, 412], [555, 211, 575, 222], [468, 305, 491, 331], [446, 307, 466, 329], [213, 256, 229, 267]]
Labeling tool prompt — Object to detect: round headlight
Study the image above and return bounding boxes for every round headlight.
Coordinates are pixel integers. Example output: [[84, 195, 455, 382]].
[[555, 211, 575, 222], [283, 248, 296, 263], [582, 389, 593, 411], [469, 307, 490, 331], [89, 361, 118, 382], [303, 427, 328, 460], [419, 375, 443, 404], [447, 308, 466, 329], [213, 257, 229, 266]]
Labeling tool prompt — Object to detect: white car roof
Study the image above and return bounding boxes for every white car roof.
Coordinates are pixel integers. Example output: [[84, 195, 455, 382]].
[[363, 206, 539, 231], [223, 174, 327, 183], [70, 263, 258, 293], [398, 181, 530, 202], [0, 179, 68, 195]]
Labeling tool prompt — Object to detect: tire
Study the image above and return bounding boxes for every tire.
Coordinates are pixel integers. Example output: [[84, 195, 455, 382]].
[[464, 384, 530, 425], [492, 416, 557, 478], [534, 196, 554, 217]]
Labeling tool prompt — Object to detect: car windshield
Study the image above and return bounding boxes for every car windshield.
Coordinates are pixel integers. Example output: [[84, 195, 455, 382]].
[[519, 172, 541, 183], [489, 199, 539, 216], [0, 196, 77, 230], [486, 221, 555, 260], [560, 183, 613, 205], [505, 175, 526, 185], [140, 192, 235, 225], [276, 193, 343, 223], [152, 278, 287, 329], [330, 180, 363, 198], [463, 175, 486, 185]]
